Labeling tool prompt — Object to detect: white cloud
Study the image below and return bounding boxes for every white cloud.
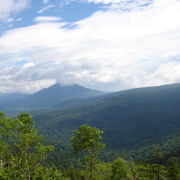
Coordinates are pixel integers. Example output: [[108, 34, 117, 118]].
[[0, 77, 56, 93], [42, 0, 49, 4], [0, 0, 180, 92], [37, 4, 55, 14], [86, 0, 125, 4], [16, 18, 23, 22], [85, 0, 152, 6], [34, 16, 62, 22], [0, 0, 30, 21], [22, 62, 35, 68]]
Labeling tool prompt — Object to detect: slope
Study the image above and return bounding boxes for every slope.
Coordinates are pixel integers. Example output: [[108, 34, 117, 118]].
[[6, 83, 103, 109], [34, 83, 180, 155], [0, 93, 28, 105]]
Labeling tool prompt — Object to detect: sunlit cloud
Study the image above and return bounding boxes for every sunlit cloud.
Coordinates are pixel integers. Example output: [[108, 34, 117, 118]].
[[0, 0, 180, 92], [34, 16, 62, 22], [0, 0, 30, 21], [37, 4, 55, 14]]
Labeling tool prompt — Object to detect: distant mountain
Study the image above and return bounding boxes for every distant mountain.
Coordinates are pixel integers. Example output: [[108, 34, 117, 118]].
[[34, 83, 180, 158], [6, 83, 103, 109], [0, 93, 28, 105], [0, 106, 5, 111]]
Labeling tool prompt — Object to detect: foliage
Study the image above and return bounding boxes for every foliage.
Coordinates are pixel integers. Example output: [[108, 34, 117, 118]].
[[167, 157, 180, 180], [0, 112, 65, 180], [111, 157, 129, 180], [0, 111, 180, 179], [71, 125, 105, 180], [71, 125, 104, 154]]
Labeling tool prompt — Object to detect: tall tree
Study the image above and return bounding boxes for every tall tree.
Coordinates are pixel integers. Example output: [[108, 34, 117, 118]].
[[152, 147, 164, 180], [167, 157, 179, 180], [111, 157, 129, 180], [71, 125, 105, 180], [0, 112, 64, 180]]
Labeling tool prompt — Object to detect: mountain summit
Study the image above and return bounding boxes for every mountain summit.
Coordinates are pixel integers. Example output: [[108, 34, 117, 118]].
[[6, 83, 103, 109]]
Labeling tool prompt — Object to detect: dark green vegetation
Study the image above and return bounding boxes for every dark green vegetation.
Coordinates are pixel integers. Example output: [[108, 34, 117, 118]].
[[1, 83, 180, 179], [0, 112, 65, 179], [34, 83, 180, 160], [0, 112, 179, 180], [71, 125, 105, 180], [3, 84, 103, 110]]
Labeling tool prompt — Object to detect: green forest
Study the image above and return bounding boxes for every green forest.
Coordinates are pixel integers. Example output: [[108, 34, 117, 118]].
[[1, 0, 180, 179], [0, 112, 179, 180]]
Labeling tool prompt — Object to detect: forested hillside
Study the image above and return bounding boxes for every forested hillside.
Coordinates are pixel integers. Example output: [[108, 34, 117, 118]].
[[34, 83, 180, 159], [1, 83, 180, 179], [0, 112, 179, 180]]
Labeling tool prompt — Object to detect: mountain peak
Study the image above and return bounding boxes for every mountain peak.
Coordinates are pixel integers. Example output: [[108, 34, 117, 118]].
[[6, 83, 103, 109]]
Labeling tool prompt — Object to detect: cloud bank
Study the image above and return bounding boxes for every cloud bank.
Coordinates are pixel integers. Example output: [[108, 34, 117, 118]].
[[0, 0, 180, 92], [0, 0, 30, 21]]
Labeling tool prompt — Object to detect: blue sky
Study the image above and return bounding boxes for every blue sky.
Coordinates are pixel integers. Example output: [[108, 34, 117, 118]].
[[0, 0, 180, 93], [0, 0, 104, 33], [0, 0, 155, 33]]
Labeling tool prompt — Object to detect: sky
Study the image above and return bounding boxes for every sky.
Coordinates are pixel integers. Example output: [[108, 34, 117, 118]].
[[0, 0, 180, 93]]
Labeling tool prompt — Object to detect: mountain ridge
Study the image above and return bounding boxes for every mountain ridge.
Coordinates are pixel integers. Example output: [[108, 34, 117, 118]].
[[4, 83, 104, 109], [34, 83, 180, 157], [0, 93, 28, 105]]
